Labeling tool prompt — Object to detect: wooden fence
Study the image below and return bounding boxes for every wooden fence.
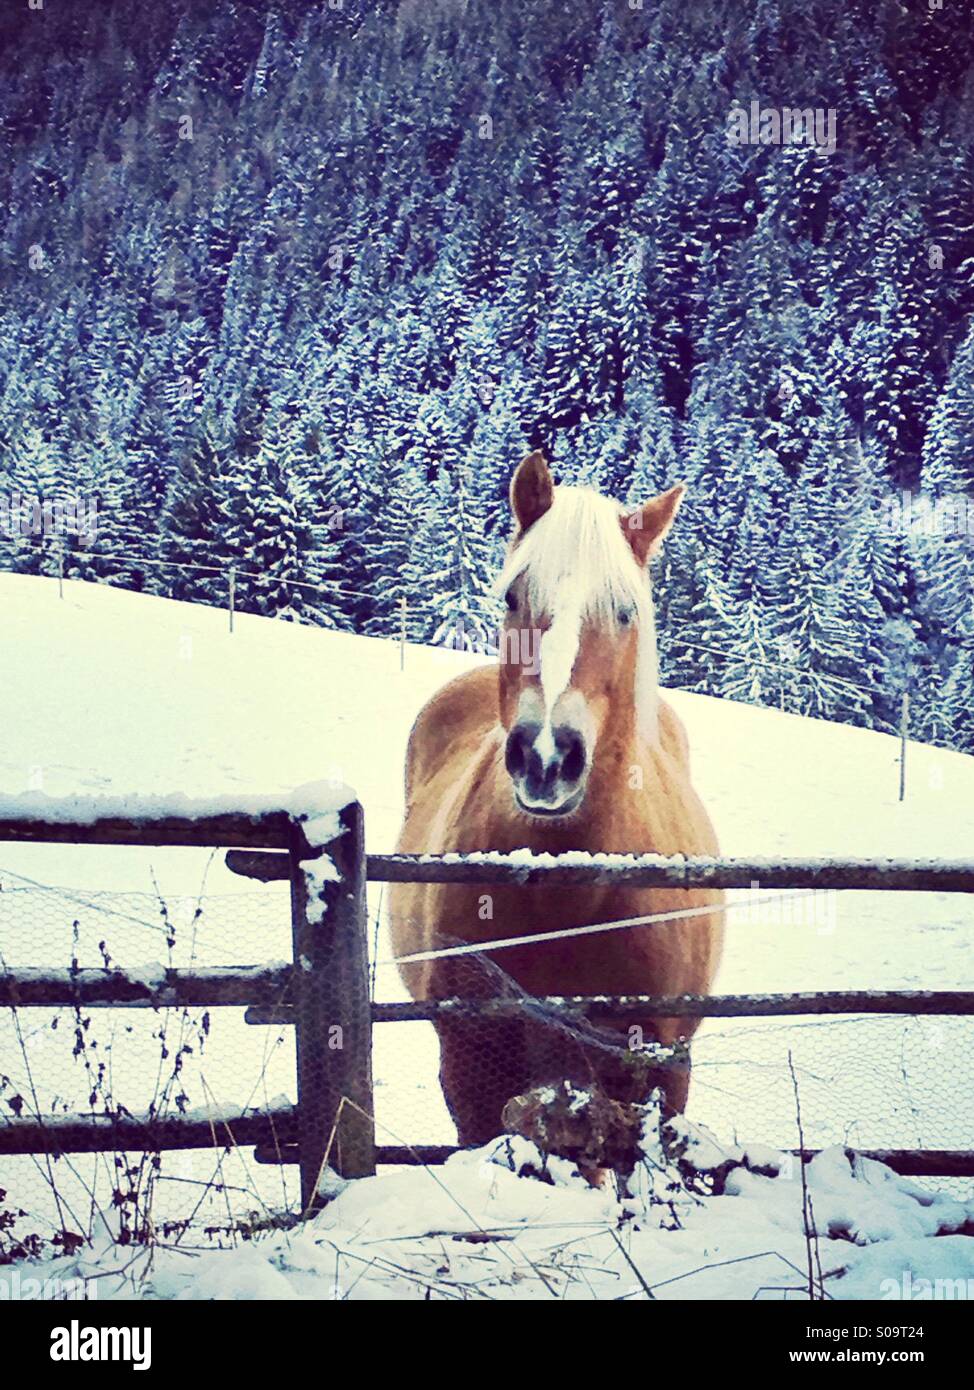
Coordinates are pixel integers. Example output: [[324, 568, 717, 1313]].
[[0, 801, 375, 1212], [2, 802, 974, 1215]]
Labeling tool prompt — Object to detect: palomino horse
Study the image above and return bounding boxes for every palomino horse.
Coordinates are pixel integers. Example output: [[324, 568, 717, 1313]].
[[390, 451, 723, 1145]]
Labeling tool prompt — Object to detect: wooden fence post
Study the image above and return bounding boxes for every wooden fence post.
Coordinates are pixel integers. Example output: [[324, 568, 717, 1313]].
[[288, 800, 375, 1212], [899, 689, 910, 803]]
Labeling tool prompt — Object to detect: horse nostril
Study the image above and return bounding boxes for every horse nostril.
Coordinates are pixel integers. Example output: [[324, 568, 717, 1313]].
[[505, 725, 531, 778], [556, 727, 586, 784]]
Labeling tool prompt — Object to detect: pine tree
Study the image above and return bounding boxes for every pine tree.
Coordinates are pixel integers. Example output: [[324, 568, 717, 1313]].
[[2, 0, 974, 756], [224, 436, 318, 624], [412, 466, 498, 652], [157, 421, 234, 604]]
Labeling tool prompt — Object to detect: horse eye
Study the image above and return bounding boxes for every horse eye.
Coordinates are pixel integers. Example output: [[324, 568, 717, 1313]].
[[618, 606, 635, 627], [505, 588, 519, 613]]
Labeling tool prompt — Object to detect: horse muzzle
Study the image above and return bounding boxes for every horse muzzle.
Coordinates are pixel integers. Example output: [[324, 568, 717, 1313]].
[[505, 721, 588, 817]]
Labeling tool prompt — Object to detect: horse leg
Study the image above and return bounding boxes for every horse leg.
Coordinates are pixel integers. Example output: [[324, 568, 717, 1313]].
[[657, 1053, 691, 1119], [435, 1016, 528, 1147]]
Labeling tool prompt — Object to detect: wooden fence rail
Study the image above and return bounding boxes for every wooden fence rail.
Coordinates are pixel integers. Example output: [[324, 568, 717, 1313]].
[[0, 964, 292, 1008], [2, 1110, 972, 1179], [0, 1107, 299, 1156], [7, 977, 972, 1019], [0, 810, 299, 849], [225, 847, 974, 892], [367, 852, 974, 893], [242, 989, 974, 1027]]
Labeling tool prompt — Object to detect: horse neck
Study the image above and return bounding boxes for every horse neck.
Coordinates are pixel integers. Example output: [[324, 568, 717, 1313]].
[[584, 688, 655, 816], [592, 609, 662, 785]]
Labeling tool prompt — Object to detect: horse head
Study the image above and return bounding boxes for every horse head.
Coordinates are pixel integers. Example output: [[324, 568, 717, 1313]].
[[496, 450, 684, 818]]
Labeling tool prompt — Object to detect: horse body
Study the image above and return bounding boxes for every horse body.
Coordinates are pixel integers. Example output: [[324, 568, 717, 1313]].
[[390, 454, 724, 1145]]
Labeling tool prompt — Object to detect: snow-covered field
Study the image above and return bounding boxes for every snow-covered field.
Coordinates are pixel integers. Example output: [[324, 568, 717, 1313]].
[[1, 572, 973, 1299], [14, 1115, 974, 1303]]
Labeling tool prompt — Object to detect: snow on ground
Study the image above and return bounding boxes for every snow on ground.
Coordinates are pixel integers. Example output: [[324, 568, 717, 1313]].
[[1, 572, 973, 1298], [15, 1126, 974, 1302]]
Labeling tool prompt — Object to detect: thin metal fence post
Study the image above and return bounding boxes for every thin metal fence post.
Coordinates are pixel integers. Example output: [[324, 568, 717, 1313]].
[[228, 566, 236, 633]]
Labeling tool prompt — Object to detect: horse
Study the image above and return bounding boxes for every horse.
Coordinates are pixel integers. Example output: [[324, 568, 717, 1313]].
[[390, 450, 724, 1147]]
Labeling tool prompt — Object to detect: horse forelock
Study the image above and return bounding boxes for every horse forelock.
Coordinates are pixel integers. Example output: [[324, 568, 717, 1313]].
[[495, 485, 659, 741]]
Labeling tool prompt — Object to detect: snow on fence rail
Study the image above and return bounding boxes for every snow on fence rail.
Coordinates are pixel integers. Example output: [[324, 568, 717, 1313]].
[[370, 851, 974, 892], [229, 846, 974, 892], [2, 802, 974, 1215]]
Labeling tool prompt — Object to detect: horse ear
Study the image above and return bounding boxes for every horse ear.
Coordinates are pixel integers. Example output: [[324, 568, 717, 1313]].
[[510, 450, 554, 533], [621, 483, 685, 565]]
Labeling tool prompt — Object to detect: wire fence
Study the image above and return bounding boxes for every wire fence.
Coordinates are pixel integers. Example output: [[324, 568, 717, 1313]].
[[4, 532, 945, 736], [4, 532, 934, 808], [2, 533, 972, 1247], [0, 872, 299, 1253], [2, 859, 972, 1258]]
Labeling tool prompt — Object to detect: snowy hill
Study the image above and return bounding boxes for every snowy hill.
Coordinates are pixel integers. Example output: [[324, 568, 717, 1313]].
[[2, 571, 972, 983], [1, 573, 973, 1299]]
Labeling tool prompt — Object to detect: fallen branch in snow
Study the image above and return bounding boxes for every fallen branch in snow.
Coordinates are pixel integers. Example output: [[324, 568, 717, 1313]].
[[502, 1081, 644, 1187]]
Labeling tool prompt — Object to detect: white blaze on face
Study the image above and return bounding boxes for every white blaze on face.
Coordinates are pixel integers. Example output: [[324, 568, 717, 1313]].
[[536, 588, 584, 761]]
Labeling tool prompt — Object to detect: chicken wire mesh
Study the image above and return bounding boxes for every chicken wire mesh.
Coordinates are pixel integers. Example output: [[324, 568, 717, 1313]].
[[371, 935, 974, 1203], [0, 869, 301, 1256], [1, 865, 972, 1262]]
